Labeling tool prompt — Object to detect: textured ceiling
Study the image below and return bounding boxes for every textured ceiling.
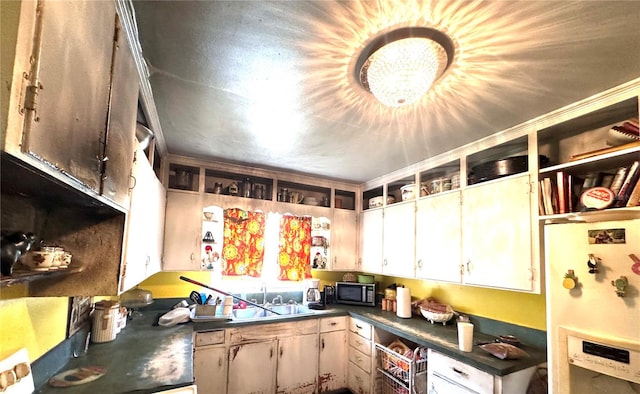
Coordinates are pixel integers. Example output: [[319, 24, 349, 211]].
[[132, 1, 640, 183]]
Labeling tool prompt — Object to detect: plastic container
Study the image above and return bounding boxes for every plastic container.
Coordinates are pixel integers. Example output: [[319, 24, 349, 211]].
[[91, 301, 120, 343]]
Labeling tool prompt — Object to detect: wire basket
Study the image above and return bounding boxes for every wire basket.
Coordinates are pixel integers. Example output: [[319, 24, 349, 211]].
[[380, 373, 411, 394], [376, 343, 428, 394]]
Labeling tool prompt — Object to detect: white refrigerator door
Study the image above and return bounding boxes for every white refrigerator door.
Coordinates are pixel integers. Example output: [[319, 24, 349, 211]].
[[545, 218, 640, 394]]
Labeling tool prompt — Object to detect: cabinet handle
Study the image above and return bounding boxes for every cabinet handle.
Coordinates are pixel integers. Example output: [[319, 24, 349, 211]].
[[417, 259, 423, 269], [270, 348, 274, 359], [466, 259, 471, 273], [279, 347, 283, 357], [383, 258, 388, 266], [452, 367, 468, 377], [329, 322, 337, 326], [129, 175, 137, 191], [355, 324, 362, 330], [321, 338, 325, 349], [218, 356, 223, 367]]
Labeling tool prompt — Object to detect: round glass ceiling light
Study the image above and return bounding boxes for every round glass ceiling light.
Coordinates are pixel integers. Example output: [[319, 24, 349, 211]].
[[357, 27, 454, 108]]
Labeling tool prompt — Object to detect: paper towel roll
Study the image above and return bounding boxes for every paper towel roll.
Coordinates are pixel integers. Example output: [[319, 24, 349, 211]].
[[396, 287, 412, 318]]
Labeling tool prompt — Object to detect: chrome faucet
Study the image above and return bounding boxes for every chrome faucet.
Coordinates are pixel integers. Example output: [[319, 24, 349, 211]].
[[272, 295, 283, 305]]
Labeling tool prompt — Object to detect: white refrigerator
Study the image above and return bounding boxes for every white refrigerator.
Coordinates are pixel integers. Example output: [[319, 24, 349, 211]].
[[545, 218, 640, 394]]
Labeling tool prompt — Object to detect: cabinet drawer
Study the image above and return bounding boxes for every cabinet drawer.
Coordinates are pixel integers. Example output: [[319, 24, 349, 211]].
[[320, 316, 347, 332], [349, 347, 371, 373], [348, 361, 371, 394], [348, 331, 371, 356], [428, 349, 493, 394], [229, 319, 318, 344], [349, 318, 372, 340], [194, 330, 225, 347]]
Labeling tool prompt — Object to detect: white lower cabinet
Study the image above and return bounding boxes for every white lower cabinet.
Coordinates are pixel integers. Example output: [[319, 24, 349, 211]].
[[318, 317, 347, 392], [193, 346, 226, 394], [347, 318, 375, 394], [427, 349, 536, 394], [225, 320, 319, 394], [277, 334, 319, 393], [193, 330, 227, 394], [228, 340, 277, 394]]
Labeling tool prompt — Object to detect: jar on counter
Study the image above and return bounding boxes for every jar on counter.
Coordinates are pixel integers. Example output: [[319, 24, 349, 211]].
[[91, 300, 120, 343]]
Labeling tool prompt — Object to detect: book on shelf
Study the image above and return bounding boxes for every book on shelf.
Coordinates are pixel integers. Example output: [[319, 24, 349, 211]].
[[556, 171, 567, 214], [567, 174, 575, 213], [580, 172, 602, 195], [614, 161, 640, 207], [538, 181, 546, 215], [600, 173, 614, 189], [626, 178, 640, 207], [541, 177, 556, 215], [610, 166, 628, 196]]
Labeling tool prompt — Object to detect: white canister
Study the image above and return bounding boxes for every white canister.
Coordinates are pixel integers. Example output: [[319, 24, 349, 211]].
[[91, 301, 120, 343]]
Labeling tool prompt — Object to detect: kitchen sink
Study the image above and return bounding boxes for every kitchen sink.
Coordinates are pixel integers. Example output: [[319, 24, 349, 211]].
[[232, 304, 314, 320]]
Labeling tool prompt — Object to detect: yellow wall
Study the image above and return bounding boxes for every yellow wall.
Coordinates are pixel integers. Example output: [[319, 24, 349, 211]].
[[0, 284, 70, 362], [141, 270, 546, 330]]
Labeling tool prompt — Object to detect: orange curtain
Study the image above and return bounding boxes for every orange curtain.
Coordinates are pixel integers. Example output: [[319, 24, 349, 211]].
[[278, 215, 312, 281], [222, 208, 266, 277]]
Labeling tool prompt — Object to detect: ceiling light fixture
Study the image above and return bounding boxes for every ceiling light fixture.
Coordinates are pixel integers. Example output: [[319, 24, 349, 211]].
[[357, 27, 455, 108]]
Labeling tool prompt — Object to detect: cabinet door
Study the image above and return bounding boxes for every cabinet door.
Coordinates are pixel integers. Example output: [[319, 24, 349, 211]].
[[121, 147, 166, 292], [347, 362, 372, 394], [462, 174, 534, 291], [382, 202, 415, 278], [331, 209, 358, 271], [415, 192, 462, 283], [193, 345, 227, 394], [277, 334, 319, 394], [163, 191, 203, 271], [360, 209, 383, 273], [21, 1, 116, 193], [228, 340, 277, 394], [101, 13, 138, 208], [319, 330, 347, 392]]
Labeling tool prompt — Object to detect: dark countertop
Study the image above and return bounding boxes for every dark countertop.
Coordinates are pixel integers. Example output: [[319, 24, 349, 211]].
[[192, 304, 546, 377], [35, 311, 194, 394], [341, 305, 547, 376], [35, 302, 545, 393]]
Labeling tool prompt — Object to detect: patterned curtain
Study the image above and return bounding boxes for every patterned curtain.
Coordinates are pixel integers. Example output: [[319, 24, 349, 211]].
[[222, 208, 266, 277], [278, 215, 312, 281]]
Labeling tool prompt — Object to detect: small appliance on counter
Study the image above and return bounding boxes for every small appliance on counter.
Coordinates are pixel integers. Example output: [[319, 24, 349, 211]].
[[336, 281, 376, 306], [303, 278, 321, 308], [323, 285, 336, 304]]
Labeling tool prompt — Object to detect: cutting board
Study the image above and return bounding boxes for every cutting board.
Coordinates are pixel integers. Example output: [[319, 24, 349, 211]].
[[0, 348, 34, 394]]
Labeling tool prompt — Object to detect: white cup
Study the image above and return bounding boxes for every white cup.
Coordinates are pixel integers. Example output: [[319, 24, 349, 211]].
[[457, 322, 474, 352]]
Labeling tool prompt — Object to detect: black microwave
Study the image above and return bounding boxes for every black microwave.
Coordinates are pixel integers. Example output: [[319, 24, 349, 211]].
[[336, 282, 376, 306]]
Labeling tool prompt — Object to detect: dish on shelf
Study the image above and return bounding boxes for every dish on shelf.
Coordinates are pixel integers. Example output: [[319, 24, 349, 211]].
[[303, 197, 319, 205], [369, 195, 395, 208], [469, 155, 549, 185]]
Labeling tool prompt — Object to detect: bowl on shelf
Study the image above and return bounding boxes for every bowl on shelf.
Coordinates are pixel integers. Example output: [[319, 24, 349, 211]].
[[303, 197, 319, 206], [400, 184, 416, 201], [368, 195, 396, 209]]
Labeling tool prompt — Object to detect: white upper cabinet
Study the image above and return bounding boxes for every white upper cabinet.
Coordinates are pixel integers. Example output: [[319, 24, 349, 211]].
[[415, 191, 462, 283], [2, 0, 137, 210], [163, 191, 203, 271], [462, 174, 535, 291], [359, 208, 384, 274], [331, 209, 359, 271], [121, 145, 166, 291], [382, 202, 416, 278]]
